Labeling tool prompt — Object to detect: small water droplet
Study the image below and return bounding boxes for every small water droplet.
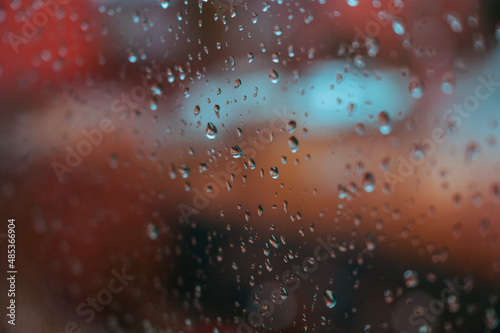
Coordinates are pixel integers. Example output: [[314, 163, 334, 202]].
[[409, 77, 425, 99], [160, 0, 170, 9], [231, 146, 243, 158], [377, 111, 392, 135], [288, 136, 299, 153], [269, 69, 279, 83], [206, 122, 217, 139], [323, 290, 337, 308], [392, 16, 406, 35], [363, 172, 375, 192], [404, 270, 419, 288], [270, 166, 279, 179]]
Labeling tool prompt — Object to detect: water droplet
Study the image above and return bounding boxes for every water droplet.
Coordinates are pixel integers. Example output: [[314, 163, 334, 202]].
[[377, 111, 392, 135], [287, 120, 297, 133], [179, 164, 190, 178], [231, 146, 243, 158], [274, 25, 282, 36], [409, 77, 425, 99], [270, 166, 279, 179], [265, 259, 273, 271], [365, 233, 375, 251], [251, 12, 258, 24], [365, 37, 379, 57], [288, 136, 299, 153], [383, 290, 394, 304], [446, 11, 463, 33], [363, 172, 375, 192], [127, 50, 138, 63], [249, 157, 256, 169], [269, 235, 280, 248], [441, 71, 455, 95], [160, 0, 170, 9], [234, 78, 242, 89], [269, 69, 279, 84], [404, 270, 419, 288], [392, 16, 406, 35], [354, 54, 365, 69], [206, 122, 217, 139], [354, 123, 365, 136], [280, 287, 289, 300], [338, 184, 348, 199], [323, 290, 337, 308], [146, 224, 159, 240]]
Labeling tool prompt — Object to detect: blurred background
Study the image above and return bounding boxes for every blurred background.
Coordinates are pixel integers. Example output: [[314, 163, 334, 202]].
[[1, 0, 500, 332]]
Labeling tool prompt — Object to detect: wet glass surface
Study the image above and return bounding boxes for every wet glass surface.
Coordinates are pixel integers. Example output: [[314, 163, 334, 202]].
[[1, 0, 500, 332]]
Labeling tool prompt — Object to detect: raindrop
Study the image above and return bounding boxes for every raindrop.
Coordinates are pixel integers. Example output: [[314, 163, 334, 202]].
[[274, 25, 282, 36], [231, 146, 243, 158], [363, 172, 375, 192], [409, 77, 424, 99], [128, 50, 138, 63], [269, 69, 279, 84], [280, 287, 289, 300], [441, 71, 455, 95], [365, 233, 375, 251], [288, 136, 299, 153], [392, 16, 406, 35], [265, 259, 273, 272], [446, 11, 463, 33], [338, 184, 348, 199], [383, 290, 394, 304], [234, 78, 242, 89], [354, 123, 365, 136], [377, 111, 392, 135], [206, 122, 217, 139], [146, 224, 159, 240], [404, 270, 419, 288], [323, 290, 337, 308], [270, 166, 279, 179], [159, 0, 170, 9]]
